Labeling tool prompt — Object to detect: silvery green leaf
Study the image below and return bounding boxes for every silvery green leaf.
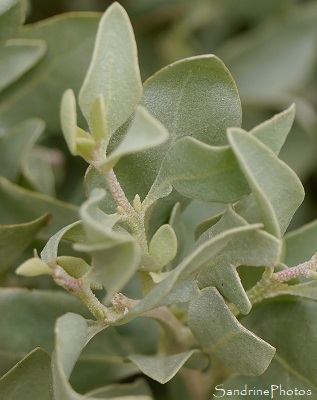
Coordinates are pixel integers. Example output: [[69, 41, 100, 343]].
[[60, 89, 96, 161], [0, 118, 45, 181], [0, 288, 89, 377], [228, 128, 304, 237], [0, 39, 46, 92], [188, 287, 275, 376], [250, 104, 295, 156], [100, 106, 169, 172], [79, 2, 142, 136], [129, 350, 208, 384], [115, 223, 264, 324], [0, 213, 50, 274], [41, 221, 82, 264], [16, 257, 51, 277], [197, 207, 281, 314], [149, 224, 177, 268], [112, 55, 242, 204], [0, 13, 99, 133], [0, 348, 51, 400], [228, 300, 317, 394]]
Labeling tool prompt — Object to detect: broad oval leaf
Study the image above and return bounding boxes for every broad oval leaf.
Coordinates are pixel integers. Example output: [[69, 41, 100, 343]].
[[112, 55, 242, 203], [79, 2, 142, 136], [149, 224, 177, 268], [188, 287, 275, 376]]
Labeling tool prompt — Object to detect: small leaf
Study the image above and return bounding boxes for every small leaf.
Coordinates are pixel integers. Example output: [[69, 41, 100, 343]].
[[228, 128, 304, 237], [129, 350, 208, 384], [188, 287, 275, 376], [79, 2, 142, 135], [100, 106, 169, 172], [90, 94, 107, 142], [16, 257, 51, 277], [149, 224, 177, 268], [0, 213, 50, 274], [0, 348, 51, 400], [60, 89, 96, 161], [272, 281, 317, 301]]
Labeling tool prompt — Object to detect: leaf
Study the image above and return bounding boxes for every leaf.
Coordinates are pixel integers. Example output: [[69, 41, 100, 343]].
[[129, 350, 208, 385], [0, 118, 45, 181], [0, 348, 51, 400], [0, 176, 79, 238], [0, 288, 90, 377], [75, 189, 141, 303], [16, 256, 51, 277], [196, 207, 281, 314], [271, 281, 317, 301], [0, 0, 23, 44], [79, 2, 142, 136], [149, 224, 177, 268], [60, 89, 97, 161], [250, 104, 295, 156], [284, 218, 317, 267], [227, 300, 317, 394], [112, 54, 242, 202], [100, 106, 169, 172], [0, 13, 99, 133], [52, 313, 111, 400], [0, 213, 50, 274], [228, 128, 304, 237], [0, 39, 46, 92], [144, 136, 250, 206], [188, 287, 275, 376], [41, 221, 82, 264], [115, 223, 264, 324]]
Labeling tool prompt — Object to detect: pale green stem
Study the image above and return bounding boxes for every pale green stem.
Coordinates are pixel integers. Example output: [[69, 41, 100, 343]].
[[230, 253, 317, 317], [52, 263, 108, 320], [101, 168, 149, 253]]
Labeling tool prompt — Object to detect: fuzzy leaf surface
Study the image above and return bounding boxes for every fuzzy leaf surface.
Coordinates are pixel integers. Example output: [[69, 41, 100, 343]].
[[112, 55, 242, 203], [196, 207, 281, 314], [188, 287, 275, 376], [223, 300, 317, 397], [228, 129, 304, 237], [79, 2, 142, 135]]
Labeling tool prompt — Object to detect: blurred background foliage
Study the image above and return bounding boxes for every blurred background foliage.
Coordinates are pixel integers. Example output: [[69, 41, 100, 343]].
[[1, 0, 317, 282]]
